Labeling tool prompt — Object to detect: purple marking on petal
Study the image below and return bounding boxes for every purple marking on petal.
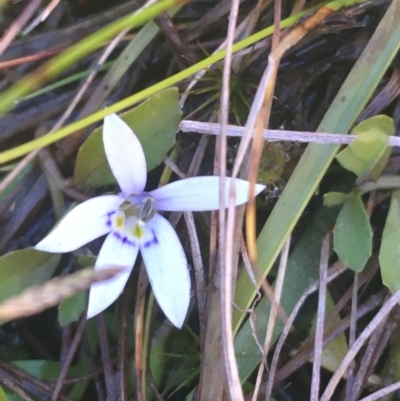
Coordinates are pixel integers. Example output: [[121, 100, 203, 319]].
[[112, 231, 136, 247], [143, 230, 159, 248], [106, 211, 116, 227]]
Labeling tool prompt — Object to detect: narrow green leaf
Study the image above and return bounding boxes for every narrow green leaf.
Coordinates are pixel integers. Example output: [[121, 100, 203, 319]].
[[323, 191, 350, 207], [379, 189, 400, 293], [334, 195, 372, 271], [74, 88, 181, 187], [335, 128, 389, 183], [0, 248, 60, 305]]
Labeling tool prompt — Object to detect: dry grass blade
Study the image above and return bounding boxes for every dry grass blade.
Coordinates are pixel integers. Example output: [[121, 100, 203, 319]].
[[244, 4, 347, 262], [0, 266, 124, 321]]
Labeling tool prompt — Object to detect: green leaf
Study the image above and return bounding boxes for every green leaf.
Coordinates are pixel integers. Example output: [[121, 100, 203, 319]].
[[74, 88, 181, 187], [351, 115, 394, 136], [0, 248, 60, 305], [59, 291, 87, 326], [57, 255, 96, 326], [379, 189, 400, 293], [354, 116, 394, 182], [336, 127, 389, 184], [333, 195, 372, 271], [323, 191, 351, 207]]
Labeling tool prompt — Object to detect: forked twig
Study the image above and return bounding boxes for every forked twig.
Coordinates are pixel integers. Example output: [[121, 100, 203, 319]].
[[320, 289, 400, 401], [264, 263, 346, 401]]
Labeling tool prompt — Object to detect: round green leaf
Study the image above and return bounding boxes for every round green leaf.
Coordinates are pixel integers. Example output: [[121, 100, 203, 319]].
[[333, 194, 372, 272], [335, 128, 389, 183], [74, 88, 181, 187], [352, 115, 394, 136]]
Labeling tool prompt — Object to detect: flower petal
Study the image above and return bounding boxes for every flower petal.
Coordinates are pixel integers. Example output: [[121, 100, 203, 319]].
[[35, 195, 122, 253], [150, 177, 266, 211], [103, 113, 147, 196], [139, 213, 190, 328], [87, 231, 140, 318]]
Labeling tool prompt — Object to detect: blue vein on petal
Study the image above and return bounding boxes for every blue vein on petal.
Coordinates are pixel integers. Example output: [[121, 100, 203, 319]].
[[113, 231, 136, 246], [143, 230, 159, 248], [106, 211, 115, 227]]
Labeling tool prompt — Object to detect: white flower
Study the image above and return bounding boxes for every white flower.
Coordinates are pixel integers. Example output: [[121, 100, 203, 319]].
[[35, 113, 265, 328]]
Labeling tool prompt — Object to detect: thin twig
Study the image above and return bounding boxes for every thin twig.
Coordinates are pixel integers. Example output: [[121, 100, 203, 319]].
[[0, 0, 41, 56], [162, 156, 186, 178], [52, 316, 87, 401], [117, 285, 132, 401], [134, 265, 149, 401], [23, 0, 61, 35], [0, 377, 36, 401], [183, 212, 206, 341], [358, 380, 400, 401], [310, 234, 330, 401], [252, 236, 290, 401], [345, 273, 359, 400], [179, 120, 400, 147], [219, 0, 243, 396], [97, 313, 116, 401], [0, 49, 60, 69]]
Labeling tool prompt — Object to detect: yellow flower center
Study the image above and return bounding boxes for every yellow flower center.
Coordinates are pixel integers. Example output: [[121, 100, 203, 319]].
[[115, 195, 155, 239]]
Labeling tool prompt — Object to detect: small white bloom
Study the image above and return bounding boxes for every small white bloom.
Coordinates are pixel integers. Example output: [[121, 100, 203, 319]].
[[35, 113, 265, 328]]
